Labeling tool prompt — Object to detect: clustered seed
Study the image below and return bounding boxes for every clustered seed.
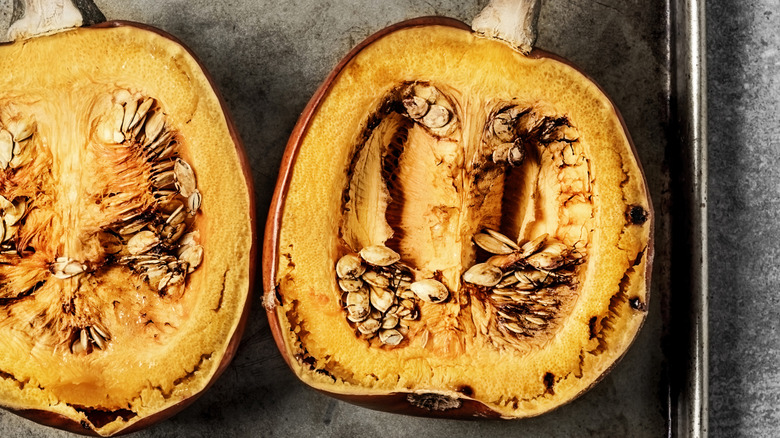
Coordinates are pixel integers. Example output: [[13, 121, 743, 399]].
[[400, 83, 456, 132], [336, 244, 449, 347], [464, 229, 583, 336], [0, 195, 26, 253], [0, 116, 34, 171], [487, 107, 525, 167], [0, 117, 33, 255], [100, 92, 204, 298], [70, 324, 111, 355]]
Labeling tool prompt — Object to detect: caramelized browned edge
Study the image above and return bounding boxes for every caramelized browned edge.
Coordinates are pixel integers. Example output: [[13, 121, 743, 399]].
[[3, 20, 257, 436], [262, 16, 654, 419]]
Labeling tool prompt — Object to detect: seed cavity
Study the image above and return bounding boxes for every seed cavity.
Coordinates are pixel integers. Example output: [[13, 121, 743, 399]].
[[334, 86, 595, 353]]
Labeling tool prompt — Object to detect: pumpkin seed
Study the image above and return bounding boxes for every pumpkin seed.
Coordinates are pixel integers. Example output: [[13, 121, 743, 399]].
[[403, 96, 430, 119], [127, 230, 158, 255], [369, 285, 394, 313], [144, 110, 165, 143], [52, 259, 86, 279], [0, 130, 12, 169], [336, 254, 365, 279], [7, 119, 34, 142], [504, 322, 526, 335], [178, 231, 200, 249], [89, 326, 105, 350], [495, 273, 520, 288], [187, 191, 202, 214], [3, 198, 26, 227], [381, 314, 399, 329], [359, 244, 400, 267], [357, 318, 381, 335], [526, 244, 566, 270], [507, 142, 525, 167], [79, 328, 89, 352], [474, 231, 516, 255], [421, 104, 450, 128], [524, 315, 547, 326], [409, 279, 449, 303], [121, 99, 138, 134], [520, 233, 548, 258], [178, 244, 203, 273], [379, 329, 403, 345], [347, 304, 370, 322], [362, 270, 390, 288], [338, 278, 363, 292], [462, 263, 503, 287], [174, 158, 197, 198], [346, 288, 369, 307]]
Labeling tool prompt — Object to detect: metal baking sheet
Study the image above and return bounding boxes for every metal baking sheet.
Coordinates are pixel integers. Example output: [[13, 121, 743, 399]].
[[0, 0, 706, 436]]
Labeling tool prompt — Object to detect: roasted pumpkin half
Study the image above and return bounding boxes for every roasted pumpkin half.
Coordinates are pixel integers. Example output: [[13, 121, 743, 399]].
[[264, 5, 652, 420], [0, 7, 254, 437]]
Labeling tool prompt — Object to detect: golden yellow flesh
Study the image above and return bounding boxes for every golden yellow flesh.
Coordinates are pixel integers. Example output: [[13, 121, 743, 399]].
[[275, 25, 651, 417], [0, 26, 251, 436]]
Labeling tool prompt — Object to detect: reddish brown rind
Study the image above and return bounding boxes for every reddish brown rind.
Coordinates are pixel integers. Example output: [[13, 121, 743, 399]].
[[264, 17, 652, 419], [0, 20, 255, 436]]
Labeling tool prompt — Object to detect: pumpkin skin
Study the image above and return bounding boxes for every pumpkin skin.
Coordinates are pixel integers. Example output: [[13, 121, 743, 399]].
[[264, 17, 652, 419], [0, 21, 255, 436]]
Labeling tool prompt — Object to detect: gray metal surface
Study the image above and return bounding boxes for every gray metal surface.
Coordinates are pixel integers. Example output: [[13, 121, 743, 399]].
[[0, 0, 681, 436], [707, 0, 780, 437]]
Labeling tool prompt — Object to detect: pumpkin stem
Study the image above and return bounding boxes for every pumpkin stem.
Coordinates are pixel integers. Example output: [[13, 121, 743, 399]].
[[8, 0, 105, 41], [471, 0, 541, 55]]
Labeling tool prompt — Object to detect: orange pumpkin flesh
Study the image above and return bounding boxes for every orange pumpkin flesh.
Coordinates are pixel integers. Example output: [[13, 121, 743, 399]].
[[0, 22, 254, 436], [264, 18, 652, 419]]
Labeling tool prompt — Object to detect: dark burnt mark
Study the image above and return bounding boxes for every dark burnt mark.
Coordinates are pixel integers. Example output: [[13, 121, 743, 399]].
[[592, 266, 632, 355], [300, 355, 316, 367], [457, 385, 474, 397], [0, 369, 21, 388], [575, 351, 585, 378], [156, 353, 213, 398], [543, 372, 555, 396], [383, 124, 411, 253], [213, 269, 228, 312], [627, 205, 648, 225], [588, 316, 598, 339], [340, 95, 398, 218], [315, 368, 337, 382], [70, 405, 137, 429], [633, 248, 645, 266], [629, 297, 647, 312]]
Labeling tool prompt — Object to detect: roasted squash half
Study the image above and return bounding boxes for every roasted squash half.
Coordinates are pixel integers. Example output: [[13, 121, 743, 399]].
[[264, 14, 652, 419], [0, 16, 254, 437]]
